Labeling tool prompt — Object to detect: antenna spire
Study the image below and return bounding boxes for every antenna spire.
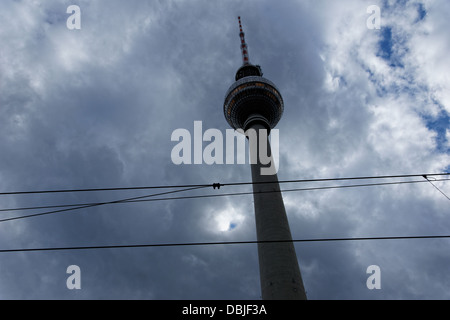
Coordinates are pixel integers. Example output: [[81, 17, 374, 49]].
[[238, 16, 250, 65]]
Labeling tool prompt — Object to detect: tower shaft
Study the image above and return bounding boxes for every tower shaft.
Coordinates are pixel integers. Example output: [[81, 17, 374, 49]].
[[224, 16, 307, 300], [249, 123, 307, 300]]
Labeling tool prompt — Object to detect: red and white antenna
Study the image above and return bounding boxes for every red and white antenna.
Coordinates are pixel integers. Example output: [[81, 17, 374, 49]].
[[238, 16, 250, 65]]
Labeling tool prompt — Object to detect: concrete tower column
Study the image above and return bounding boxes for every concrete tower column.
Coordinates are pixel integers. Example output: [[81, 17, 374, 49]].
[[248, 123, 307, 300], [224, 16, 307, 300]]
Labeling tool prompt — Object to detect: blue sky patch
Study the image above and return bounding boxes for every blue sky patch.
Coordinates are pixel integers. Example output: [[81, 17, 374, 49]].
[[423, 110, 450, 153], [228, 222, 237, 231], [378, 27, 393, 61], [377, 26, 406, 68], [416, 3, 427, 22]]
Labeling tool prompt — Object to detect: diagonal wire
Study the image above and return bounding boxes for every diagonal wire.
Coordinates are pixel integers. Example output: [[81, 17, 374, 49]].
[[423, 175, 450, 201], [0, 186, 209, 224]]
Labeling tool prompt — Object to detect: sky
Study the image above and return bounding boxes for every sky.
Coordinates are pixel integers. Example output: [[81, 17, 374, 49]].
[[0, 0, 449, 300]]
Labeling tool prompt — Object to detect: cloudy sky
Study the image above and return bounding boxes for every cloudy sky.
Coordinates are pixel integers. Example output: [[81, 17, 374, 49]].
[[0, 0, 449, 300]]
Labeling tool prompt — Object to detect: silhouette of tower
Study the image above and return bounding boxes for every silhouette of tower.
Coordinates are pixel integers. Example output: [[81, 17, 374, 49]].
[[223, 17, 307, 300]]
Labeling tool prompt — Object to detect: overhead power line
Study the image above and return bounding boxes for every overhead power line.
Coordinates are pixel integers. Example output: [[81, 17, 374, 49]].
[[423, 175, 450, 201], [1, 178, 449, 215], [0, 173, 448, 196], [222, 173, 450, 188], [0, 183, 212, 196], [0, 186, 209, 223], [1, 235, 449, 254]]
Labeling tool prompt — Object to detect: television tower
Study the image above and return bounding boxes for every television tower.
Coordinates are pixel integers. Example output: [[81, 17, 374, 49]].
[[224, 17, 307, 300]]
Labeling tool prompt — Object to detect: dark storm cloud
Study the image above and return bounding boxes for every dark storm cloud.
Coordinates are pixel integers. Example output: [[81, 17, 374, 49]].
[[0, 0, 449, 300]]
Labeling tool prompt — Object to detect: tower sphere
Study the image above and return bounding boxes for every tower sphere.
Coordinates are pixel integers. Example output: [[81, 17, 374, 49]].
[[224, 64, 284, 131], [224, 17, 284, 132]]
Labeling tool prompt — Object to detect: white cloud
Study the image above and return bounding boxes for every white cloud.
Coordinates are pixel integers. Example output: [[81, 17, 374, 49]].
[[0, 0, 448, 300], [205, 202, 246, 233]]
